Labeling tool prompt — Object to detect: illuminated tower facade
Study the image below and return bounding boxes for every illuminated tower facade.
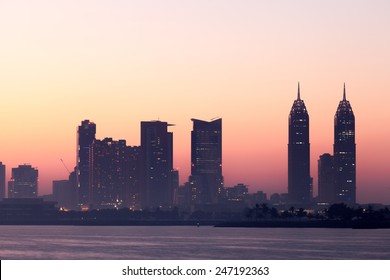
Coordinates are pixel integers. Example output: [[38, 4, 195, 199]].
[[140, 121, 174, 208], [288, 84, 311, 205], [189, 118, 223, 204], [8, 164, 38, 198], [76, 120, 96, 208], [334, 84, 356, 204], [90, 138, 127, 209]]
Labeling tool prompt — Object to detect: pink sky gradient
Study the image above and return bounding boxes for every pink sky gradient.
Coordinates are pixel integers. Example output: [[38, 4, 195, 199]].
[[1, 1, 390, 203]]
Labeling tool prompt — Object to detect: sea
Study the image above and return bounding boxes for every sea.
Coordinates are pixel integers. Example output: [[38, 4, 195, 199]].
[[0, 225, 389, 259]]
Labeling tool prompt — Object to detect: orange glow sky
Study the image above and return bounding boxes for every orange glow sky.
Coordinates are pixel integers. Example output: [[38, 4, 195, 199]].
[[1, 1, 390, 203]]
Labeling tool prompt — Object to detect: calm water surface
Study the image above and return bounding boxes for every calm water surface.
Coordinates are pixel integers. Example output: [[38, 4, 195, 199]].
[[0, 226, 389, 259]]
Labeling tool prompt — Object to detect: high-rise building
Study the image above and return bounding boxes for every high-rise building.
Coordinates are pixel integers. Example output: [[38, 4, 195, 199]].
[[67, 168, 78, 210], [334, 84, 356, 204], [0, 162, 5, 200], [76, 120, 96, 208], [90, 138, 127, 209], [318, 153, 335, 203], [189, 118, 223, 204], [52, 180, 75, 209], [125, 145, 142, 210], [288, 84, 311, 205], [140, 121, 174, 208], [8, 164, 38, 198]]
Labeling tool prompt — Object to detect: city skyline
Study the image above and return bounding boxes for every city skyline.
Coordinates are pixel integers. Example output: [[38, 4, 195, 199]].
[[1, 1, 390, 204]]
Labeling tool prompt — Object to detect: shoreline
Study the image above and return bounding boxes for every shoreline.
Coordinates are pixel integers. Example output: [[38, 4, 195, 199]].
[[1, 219, 390, 229]]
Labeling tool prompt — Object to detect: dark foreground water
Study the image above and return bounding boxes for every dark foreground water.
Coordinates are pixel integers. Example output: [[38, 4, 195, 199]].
[[0, 226, 389, 259]]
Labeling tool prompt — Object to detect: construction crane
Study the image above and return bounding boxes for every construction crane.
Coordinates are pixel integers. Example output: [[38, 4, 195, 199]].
[[60, 158, 71, 175]]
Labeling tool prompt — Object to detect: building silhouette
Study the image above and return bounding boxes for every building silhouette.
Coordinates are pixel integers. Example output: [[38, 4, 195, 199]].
[[318, 153, 335, 203], [140, 121, 174, 208], [0, 198, 58, 222], [0, 162, 5, 200], [52, 179, 75, 209], [68, 169, 78, 210], [189, 118, 224, 204], [334, 84, 356, 204], [8, 164, 38, 198], [288, 84, 311, 205], [125, 145, 142, 210], [90, 138, 128, 209], [76, 120, 96, 209], [225, 183, 248, 202]]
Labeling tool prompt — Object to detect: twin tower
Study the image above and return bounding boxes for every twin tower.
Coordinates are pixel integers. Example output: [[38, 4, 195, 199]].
[[288, 83, 356, 206]]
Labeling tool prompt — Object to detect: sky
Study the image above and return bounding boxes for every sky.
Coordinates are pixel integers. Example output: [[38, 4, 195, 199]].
[[1, 0, 390, 204]]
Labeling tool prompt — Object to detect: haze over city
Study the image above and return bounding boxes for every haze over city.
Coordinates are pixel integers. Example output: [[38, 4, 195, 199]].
[[1, 1, 390, 203]]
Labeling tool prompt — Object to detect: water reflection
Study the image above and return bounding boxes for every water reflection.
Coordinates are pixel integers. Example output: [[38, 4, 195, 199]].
[[0, 226, 389, 259]]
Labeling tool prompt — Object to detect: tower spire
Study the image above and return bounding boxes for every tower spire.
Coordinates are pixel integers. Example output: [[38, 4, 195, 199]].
[[297, 82, 301, 100], [343, 83, 346, 101]]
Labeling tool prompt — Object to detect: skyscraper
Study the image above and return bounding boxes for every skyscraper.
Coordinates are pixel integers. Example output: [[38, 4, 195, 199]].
[[90, 138, 127, 209], [125, 145, 142, 210], [318, 153, 335, 203], [189, 118, 223, 204], [8, 164, 38, 198], [334, 84, 356, 204], [76, 120, 96, 208], [0, 162, 5, 200], [288, 84, 311, 205], [140, 121, 174, 208]]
